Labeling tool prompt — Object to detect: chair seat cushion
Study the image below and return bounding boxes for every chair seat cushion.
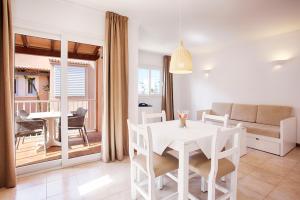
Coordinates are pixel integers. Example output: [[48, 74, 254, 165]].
[[189, 153, 235, 179], [16, 129, 43, 137], [133, 153, 178, 177]]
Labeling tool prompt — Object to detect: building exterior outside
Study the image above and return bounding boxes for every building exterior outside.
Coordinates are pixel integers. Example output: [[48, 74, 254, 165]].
[[14, 53, 97, 130]]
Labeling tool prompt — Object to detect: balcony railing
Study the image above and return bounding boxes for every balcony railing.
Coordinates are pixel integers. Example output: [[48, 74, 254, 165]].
[[14, 99, 97, 131]]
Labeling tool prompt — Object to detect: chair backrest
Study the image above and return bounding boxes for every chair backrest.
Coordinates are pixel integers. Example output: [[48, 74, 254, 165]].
[[75, 107, 88, 117], [15, 119, 44, 133], [142, 110, 166, 124], [202, 112, 229, 127], [209, 124, 242, 179], [68, 116, 85, 127], [19, 110, 29, 118], [127, 120, 155, 178]]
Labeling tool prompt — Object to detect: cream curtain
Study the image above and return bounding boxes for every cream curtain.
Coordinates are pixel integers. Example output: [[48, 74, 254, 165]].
[[0, 0, 16, 188], [102, 11, 129, 162], [162, 55, 174, 120]]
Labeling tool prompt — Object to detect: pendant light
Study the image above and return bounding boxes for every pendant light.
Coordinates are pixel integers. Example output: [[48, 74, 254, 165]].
[[169, 0, 192, 74]]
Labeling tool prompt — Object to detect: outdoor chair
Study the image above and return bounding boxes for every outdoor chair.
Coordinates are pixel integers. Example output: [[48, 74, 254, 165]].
[[15, 115, 47, 151], [59, 107, 89, 146]]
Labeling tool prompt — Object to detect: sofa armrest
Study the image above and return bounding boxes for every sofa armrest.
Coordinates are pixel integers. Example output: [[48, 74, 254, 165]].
[[196, 109, 212, 120], [280, 117, 297, 156]]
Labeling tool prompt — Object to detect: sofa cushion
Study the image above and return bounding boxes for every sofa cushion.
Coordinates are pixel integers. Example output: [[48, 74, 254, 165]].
[[196, 109, 212, 120], [211, 103, 233, 116], [256, 105, 292, 126], [240, 122, 280, 138], [230, 104, 258, 122], [202, 119, 279, 138], [202, 120, 224, 127], [229, 120, 243, 126], [202, 119, 239, 127]]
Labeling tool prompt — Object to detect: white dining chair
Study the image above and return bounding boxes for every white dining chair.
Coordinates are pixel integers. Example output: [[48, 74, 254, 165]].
[[189, 124, 242, 200], [127, 120, 179, 200], [142, 110, 166, 125], [202, 112, 229, 128], [196, 112, 229, 158], [201, 112, 230, 183], [141, 110, 168, 188]]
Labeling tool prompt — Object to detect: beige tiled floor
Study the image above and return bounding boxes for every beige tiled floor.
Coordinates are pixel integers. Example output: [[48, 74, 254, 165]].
[[0, 147, 300, 200]]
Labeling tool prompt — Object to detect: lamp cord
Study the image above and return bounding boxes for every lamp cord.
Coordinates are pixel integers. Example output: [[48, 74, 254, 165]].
[[178, 0, 182, 41]]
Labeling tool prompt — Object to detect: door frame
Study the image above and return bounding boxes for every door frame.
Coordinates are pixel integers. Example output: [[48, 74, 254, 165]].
[[61, 33, 103, 167], [14, 26, 103, 175]]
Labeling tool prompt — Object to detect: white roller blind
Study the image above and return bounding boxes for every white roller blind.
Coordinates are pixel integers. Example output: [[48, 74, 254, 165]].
[[54, 66, 86, 96]]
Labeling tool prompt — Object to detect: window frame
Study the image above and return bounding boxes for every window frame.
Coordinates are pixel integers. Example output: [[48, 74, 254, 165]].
[[138, 66, 162, 97]]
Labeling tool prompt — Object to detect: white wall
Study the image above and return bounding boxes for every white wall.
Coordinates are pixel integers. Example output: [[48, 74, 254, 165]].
[[173, 74, 192, 119], [175, 30, 300, 142], [128, 20, 140, 123], [137, 50, 191, 120], [13, 0, 140, 123], [13, 0, 105, 42]]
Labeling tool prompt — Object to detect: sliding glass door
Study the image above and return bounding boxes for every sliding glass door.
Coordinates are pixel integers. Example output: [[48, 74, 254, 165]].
[[14, 31, 103, 173], [14, 33, 62, 168], [65, 41, 101, 160]]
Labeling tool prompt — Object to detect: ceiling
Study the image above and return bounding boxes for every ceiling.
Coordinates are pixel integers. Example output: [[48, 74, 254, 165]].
[[65, 0, 300, 54]]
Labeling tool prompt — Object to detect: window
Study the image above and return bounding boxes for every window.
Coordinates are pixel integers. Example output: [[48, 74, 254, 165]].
[[27, 78, 36, 95], [138, 69, 149, 95], [13, 76, 38, 97], [138, 68, 161, 96], [150, 69, 161, 95], [54, 66, 86, 97]]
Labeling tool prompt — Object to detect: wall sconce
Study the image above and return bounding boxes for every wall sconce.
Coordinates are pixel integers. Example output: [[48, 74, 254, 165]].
[[202, 68, 213, 77], [271, 59, 289, 71]]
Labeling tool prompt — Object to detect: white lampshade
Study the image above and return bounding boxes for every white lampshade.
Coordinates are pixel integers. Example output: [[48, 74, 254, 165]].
[[169, 41, 192, 74]]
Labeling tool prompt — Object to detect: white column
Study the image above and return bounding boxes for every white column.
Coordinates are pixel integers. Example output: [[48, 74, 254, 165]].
[[61, 35, 69, 165]]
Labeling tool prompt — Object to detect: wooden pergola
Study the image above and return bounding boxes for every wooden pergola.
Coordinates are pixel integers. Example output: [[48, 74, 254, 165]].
[[15, 34, 102, 61]]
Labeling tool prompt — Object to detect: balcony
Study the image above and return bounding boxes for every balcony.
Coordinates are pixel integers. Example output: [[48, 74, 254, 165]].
[[14, 99, 101, 167]]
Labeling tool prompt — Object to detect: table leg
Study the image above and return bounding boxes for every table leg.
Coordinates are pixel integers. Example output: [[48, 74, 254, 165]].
[[201, 177, 207, 192], [47, 118, 61, 147], [178, 144, 189, 200]]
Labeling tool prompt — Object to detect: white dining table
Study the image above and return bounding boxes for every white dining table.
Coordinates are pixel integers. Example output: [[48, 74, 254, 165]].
[[144, 120, 222, 200], [27, 112, 69, 148]]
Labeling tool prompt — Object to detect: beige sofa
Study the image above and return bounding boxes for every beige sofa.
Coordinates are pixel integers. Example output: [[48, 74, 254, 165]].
[[197, 103, 297, 156]]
